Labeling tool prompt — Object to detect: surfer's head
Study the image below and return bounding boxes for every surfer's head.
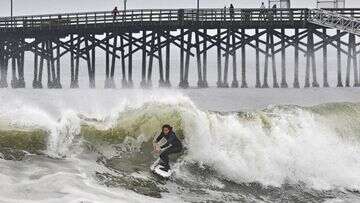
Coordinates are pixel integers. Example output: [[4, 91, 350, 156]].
[[162, 124, 172, 135]]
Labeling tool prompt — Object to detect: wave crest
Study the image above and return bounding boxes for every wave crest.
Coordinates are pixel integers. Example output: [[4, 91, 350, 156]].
[[1, 96, 360, 190]]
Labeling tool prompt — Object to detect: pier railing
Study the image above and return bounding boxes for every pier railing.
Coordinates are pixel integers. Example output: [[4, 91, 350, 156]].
[[1, 8, 359, 29], [308, 9, 360, 35]]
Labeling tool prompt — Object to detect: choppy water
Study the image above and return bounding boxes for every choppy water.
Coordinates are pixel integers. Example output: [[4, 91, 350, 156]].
[[1, 89, 360, 202]]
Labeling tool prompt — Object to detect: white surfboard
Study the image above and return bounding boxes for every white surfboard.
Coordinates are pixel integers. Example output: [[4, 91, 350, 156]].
[[150, 158, 173, 179], [150, 158, 161, 171]]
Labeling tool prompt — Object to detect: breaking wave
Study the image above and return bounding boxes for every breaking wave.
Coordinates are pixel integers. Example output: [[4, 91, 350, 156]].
[[1, 91, 360, 201]]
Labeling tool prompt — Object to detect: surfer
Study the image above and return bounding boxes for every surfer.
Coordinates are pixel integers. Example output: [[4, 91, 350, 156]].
[[153, 124, 182, 172]]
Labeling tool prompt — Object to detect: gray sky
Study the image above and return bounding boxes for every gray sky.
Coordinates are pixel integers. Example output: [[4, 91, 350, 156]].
[[1, 0, 360, 16]]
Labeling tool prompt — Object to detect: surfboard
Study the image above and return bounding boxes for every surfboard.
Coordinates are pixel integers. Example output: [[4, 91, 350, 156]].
[[150, 158, 173, 179]]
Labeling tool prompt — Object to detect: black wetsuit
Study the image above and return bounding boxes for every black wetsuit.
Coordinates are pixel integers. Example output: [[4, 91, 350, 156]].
[[155, 131, 182, 170]]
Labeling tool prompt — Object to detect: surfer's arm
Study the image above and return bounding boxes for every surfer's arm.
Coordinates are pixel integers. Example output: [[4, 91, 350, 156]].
[[154, 133, 164, 143], [160, 142, 171, 149], [153, 133, 164, 152]]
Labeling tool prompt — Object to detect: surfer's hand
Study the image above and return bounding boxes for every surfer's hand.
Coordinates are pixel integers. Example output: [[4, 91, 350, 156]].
[[153, 146, 161, 153]]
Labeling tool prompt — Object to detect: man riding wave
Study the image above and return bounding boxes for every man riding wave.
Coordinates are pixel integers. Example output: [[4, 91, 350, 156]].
[[153, 124, 183, 172]]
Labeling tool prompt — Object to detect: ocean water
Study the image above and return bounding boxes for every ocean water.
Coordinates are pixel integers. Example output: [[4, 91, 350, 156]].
[[1, 88, 360, 202]]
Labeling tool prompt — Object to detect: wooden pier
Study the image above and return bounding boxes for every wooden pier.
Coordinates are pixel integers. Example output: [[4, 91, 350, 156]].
[[0, 8, 360, 88]]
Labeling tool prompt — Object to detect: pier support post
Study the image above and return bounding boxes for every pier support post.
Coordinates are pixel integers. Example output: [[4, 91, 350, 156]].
[[0, 42, 8, 88], [231, 30, 239, 88], [10, 42, 25, 88], [304, 29, 319, 87], [48, 41, 57, 88], [182, 31, 191, 88], [202, 29, 208, 88], [44, 40, 60, 89], [346, 34, 351, 87], [217, 29, 223, 87], [85, 39, 91, 88], [109, 35, 117, 88], [33, 52, 38, 88], [270, 31, 279, 88], [280, 29, 288, 88], [147, 32, 155, 88], [0, 60, 8, 88], [14, 40, 26, 88], [141, 30, 147, 88], [158, 33, 165, 87], [353, 35, 359, 87], [10, 56, 17, 88], [46, 41, 52, 88], [0, 62, 7, 88], [346, 34, 359, 87], [305, 31, 311, 88], [179, 29, 185, 88], [240, 29, 247, 88], [10, 52, 18, 88], [73, 37, 80, 88], [54, 40, 62, 88], [48, 43, 56, 89], [262, 31, 270, 88], [164, 31, 171, 87], [20, 51, 25, 88], [38, 44, 44, 89], [223, 30, 230, 88], [11, 47, 25, 88], [90, 36, 96, 88], [120, 35, 127, 88], [70, 35, 77, 88], [310, 30, 319, 87], [337, 30, 343, 87], [128, 33, 134, 88], [255, 29, 261, 88], [104, 33, 112, 88], [85, 38, 95, 88], [32, 45, 42, 89], [195, 32, 203, 88], [107, 35, 118, 89], [293, 29, 300, 88], [322, 29, 329, 87]]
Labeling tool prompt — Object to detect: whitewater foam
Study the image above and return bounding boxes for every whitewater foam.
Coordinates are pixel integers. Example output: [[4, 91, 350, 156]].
[[182, 105, 360, 190], [1, 89, 360, 202]]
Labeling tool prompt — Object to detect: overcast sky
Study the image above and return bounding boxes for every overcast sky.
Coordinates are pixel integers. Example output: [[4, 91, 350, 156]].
[[0, 0, 360, 16]]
